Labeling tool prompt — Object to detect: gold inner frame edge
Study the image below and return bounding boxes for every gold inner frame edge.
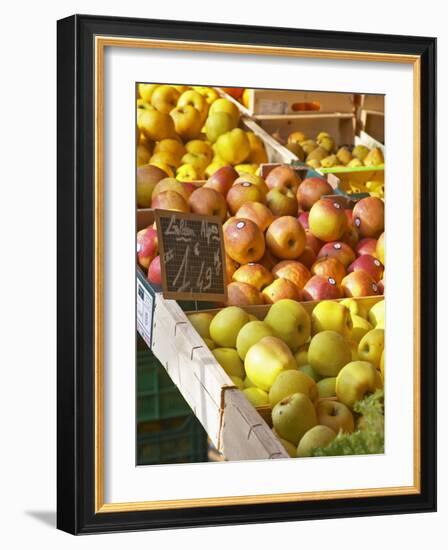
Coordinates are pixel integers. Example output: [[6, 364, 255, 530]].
[[94, 35, 421, 513]]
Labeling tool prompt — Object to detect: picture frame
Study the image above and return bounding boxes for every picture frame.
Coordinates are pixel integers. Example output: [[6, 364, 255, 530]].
[[57, 14, 436, 534]]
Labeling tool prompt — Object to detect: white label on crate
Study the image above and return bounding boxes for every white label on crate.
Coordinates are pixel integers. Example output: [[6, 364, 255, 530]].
[[258, 100, 288, 114], [136, 280, 154, 348]]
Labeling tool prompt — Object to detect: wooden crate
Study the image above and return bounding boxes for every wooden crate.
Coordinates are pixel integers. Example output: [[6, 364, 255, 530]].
[[360, 110, 384, 144], [360, 94, 384, 113], [218, 88, 355, 116]]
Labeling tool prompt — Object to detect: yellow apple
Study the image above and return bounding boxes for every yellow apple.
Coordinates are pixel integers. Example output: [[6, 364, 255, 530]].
[[358, 328, 384, 369], [269, 369, 317, 407], [192, 86, 220, 104], [245, 336, 297, 391], [215, 129, 250, 165], [150, 85, 180, 113], [176, 164, 201, 181], [205, 111, 237, 143], [185, 140, 213, 162], [188, 312, 214, 340], [316, 377, 336, 398], [298, 364, 321, 382], [308, 330, 352, 377], [296, 425, 336, 457], [209, 306, 249, 348], [243, 387, 269, 407], [230, 375, 244, 390], [170, 105, 203, 140], [212, 348, 245, 379], [335, 360, 382, 408], [264, 299, 311, 352], [294, 346, 309, 367], [368, 299, 385, 328], [153, 138, 186, 162], [137, 83, 159, 102], [272, 393, 317, 445], [150, 151, 181, 169], [278, 436, 297, 458], [316, 400, 355, 433], [203, 338, 215, 350], [350, 315, 373, 343], [236, 321, 275, 360], [311, 300, 352, 336], [340, 297, 370, 320], [180, 152, 209, 174], [209, 98, 240, 125], [177, 90, 208, 122], [137, 108, 176, 141]]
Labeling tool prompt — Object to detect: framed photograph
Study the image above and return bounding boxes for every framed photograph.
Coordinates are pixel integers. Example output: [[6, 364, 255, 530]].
[[57, 14, 436, 534]]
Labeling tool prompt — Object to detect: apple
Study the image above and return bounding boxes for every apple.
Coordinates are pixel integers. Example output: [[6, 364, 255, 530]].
[[226, 182, 266, 215], [177, 90, 208, 121], [298, 211, 309, 230], [137, 164, 168, 208], [302, 275, 342, 301], [341, 224, 360, 250], [368, 299, 385, 328], [265, 216, 306, 259], [262, 278, 301, 304], [226, 281, 264, 306], [188, 187, 227, 222], [348, 254, 384, 282], [153, 138, 186, 162], [377, 279, 385, 294], [352, 196, 385, 238], [358, 328, 384, 369], [309, 199, 348, 242], [170, 105, 202, 140], [311, 300, 352, 336], [236, 202, 274, 232], [176, 163, 201, 181], [269, 369, 317, 407], [376, 232, 385, 264], [317, 241, 356, 268], [236, 321, 275, 360], [356, 238, 378, 257], [147, 255, 162, 285], [185, 139, 213, 162], [246, 132, 269, 164], [258, 249, 279, 271], [232, 263, 273, 290], [299, 365, 321, 383], [150, 150, 181, 169], [204, 165, 239, 196], [316, 400, 355, 433], [151, 190, 190, 212], [137, 108, 176, 141], [296, 425, 336, 457], [341, 271, 380, 298], [266, 165, 301, 194], [209, 306, 249, 348], [296, 177, 333, 211], [245, 336, 297, 391], [277, 437, 297, 458], [152, 177, 192, 202], [215, 128, 250, 165], [294, 347, 308, 367], [272, 260, 311, 291], [187, 312, 214, 340], [288, 131, 307, 145], [212, 347, 245, 379], [264, 298, 311, 351], [297, 246, 317, 269], [137, 226, 158, 269], [150, 85, 180, 113], [316, 377, 337, 398], [340, 298, 370, 320], [308, 330, 352, 377], [305, 231, 324, 256], [193, 86, 220, 104], [224, 218, 265, 264], [336, 361, 382, 408], [272, 393, 318, 446], [203, 338, 215, 350], [311, 257, 346, 285], [243, 387, 269, 407], [350, 315, 373, 343], [234, 174, 269, 196], [205, 111, 236, 143], [266, 187, 299, 217], [209, 98, 240, 126], [137, 83, 159, 102]]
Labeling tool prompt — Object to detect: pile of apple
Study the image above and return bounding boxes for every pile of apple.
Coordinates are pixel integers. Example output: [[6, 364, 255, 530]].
[[136, 83, 268, 200], [188, 297, 385, 458], [137, 163, 385, 300]]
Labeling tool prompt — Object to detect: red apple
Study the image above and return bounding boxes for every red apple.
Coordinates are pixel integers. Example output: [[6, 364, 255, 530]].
[[266, 165, 301, 194], [344, 209, 353, 223], [297, 246, 317, 269], [236, 202, 274, 232], [311, 257, 346, 285], [317, 241, 356, 268], [341, 224, 360, 250], [296, 177, 333, 211], [137, 226, 158, 269], [302, 275, 342, 301], [376, 232, 385, 264], [262, 278, 301, 303], [356, 238, 378, 257], [305, 230, 324, 256], [377, 279, 385, 294], [188, 187, 227, 222], [223, 218, 265, 264], [258, 249, 279, 271], [226, 281, 264, 306], [204, 165, 239, 196], [225, 253, 239, 284], [147, 255, 162, 285], [272, 260, 311, 290], [348, 254, 384, 282], [341, 271, 380, 297], [309, 199, 348, 242], [298, 211, 309, 230], [352, 197, 385, 238], [265, 216, 306, 259], [151, 190, 190, 212], [232, 263, 274, 290], [226, 182, 266, 215], [266, 187, 299, 217]]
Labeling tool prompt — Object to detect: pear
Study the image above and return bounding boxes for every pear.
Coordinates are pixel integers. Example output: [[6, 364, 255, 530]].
[[318, 136, 335, 153], [347, 158, 364, 168], [307, 159, 321, 169], [316, 131, 331, 141], [286, 142, 305, 161], [272, 393, 318, 445], [269, 369, 317, 407], [296, 425, 336, 457], [243, 387, 269, 407], [308, 330, 352, 377], [352, 145, 370, 161], [311, 301, 353, 336], [212, 348, 245, 379], [320, 154, 339, 168], [306, 146, 328, 163], [336, 147, 353, 165], [316, 377, 337, 398], [299, 364, 322, 382], [363, 147, 384, 166], [209, 306, 249, 347], [236, 321, 275, 360], [264, 299, 311, 352], [301, 139, 318, 155]]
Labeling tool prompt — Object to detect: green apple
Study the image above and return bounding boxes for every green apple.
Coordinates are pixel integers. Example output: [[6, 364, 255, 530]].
[[209, 306, 249, 347], [311, 300, 352, 336], [316, 399, 354, 433], [368, 299, 385, 328], [335, 360, 382, 408], [188, 312, 214, 340], [212, 348, 245, 379], [316, 377, 336, 398], [296, 425, 336, 457], [358, 328, 384, 369], [308, 330, 352, 377], [294, 346, 309, 366], [236, 321, 275, 360], [350, 315, 373, 343], [230, 376, 244, 390], [269, 370, 317, 407], [298, 364, 321, 382], [264, 299, 311, 352], [245, 336, 297, 391], [272, 393, 318, 445], [243, 387, 269, 407]]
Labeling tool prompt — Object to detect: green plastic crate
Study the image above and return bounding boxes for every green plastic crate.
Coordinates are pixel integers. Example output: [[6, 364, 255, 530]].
[[137, 415, 208, 465], [137, 349, 192, 423]]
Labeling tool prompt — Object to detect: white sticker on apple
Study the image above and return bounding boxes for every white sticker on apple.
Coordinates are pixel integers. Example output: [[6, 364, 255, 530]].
[[333, 202, 341, 209], [334, 243, 342, 249], [372, 283, 378, 292], [242, 182, 251, 187], [374, 259, 381, 266], [355, 217, 361, 227], [328, 277, 336, 285], [236, 221, 246, 229]]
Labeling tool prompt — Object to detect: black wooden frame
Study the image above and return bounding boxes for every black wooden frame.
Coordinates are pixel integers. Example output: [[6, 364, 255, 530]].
[[57, 14, 437, 534]]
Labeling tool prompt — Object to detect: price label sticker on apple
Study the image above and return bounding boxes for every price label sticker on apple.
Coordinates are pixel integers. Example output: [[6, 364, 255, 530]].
[[154, 209, 227, 302]]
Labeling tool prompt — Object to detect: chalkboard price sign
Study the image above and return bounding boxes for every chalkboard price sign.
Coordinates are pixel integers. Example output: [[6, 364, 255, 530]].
[[154, 209, 227, 302]]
